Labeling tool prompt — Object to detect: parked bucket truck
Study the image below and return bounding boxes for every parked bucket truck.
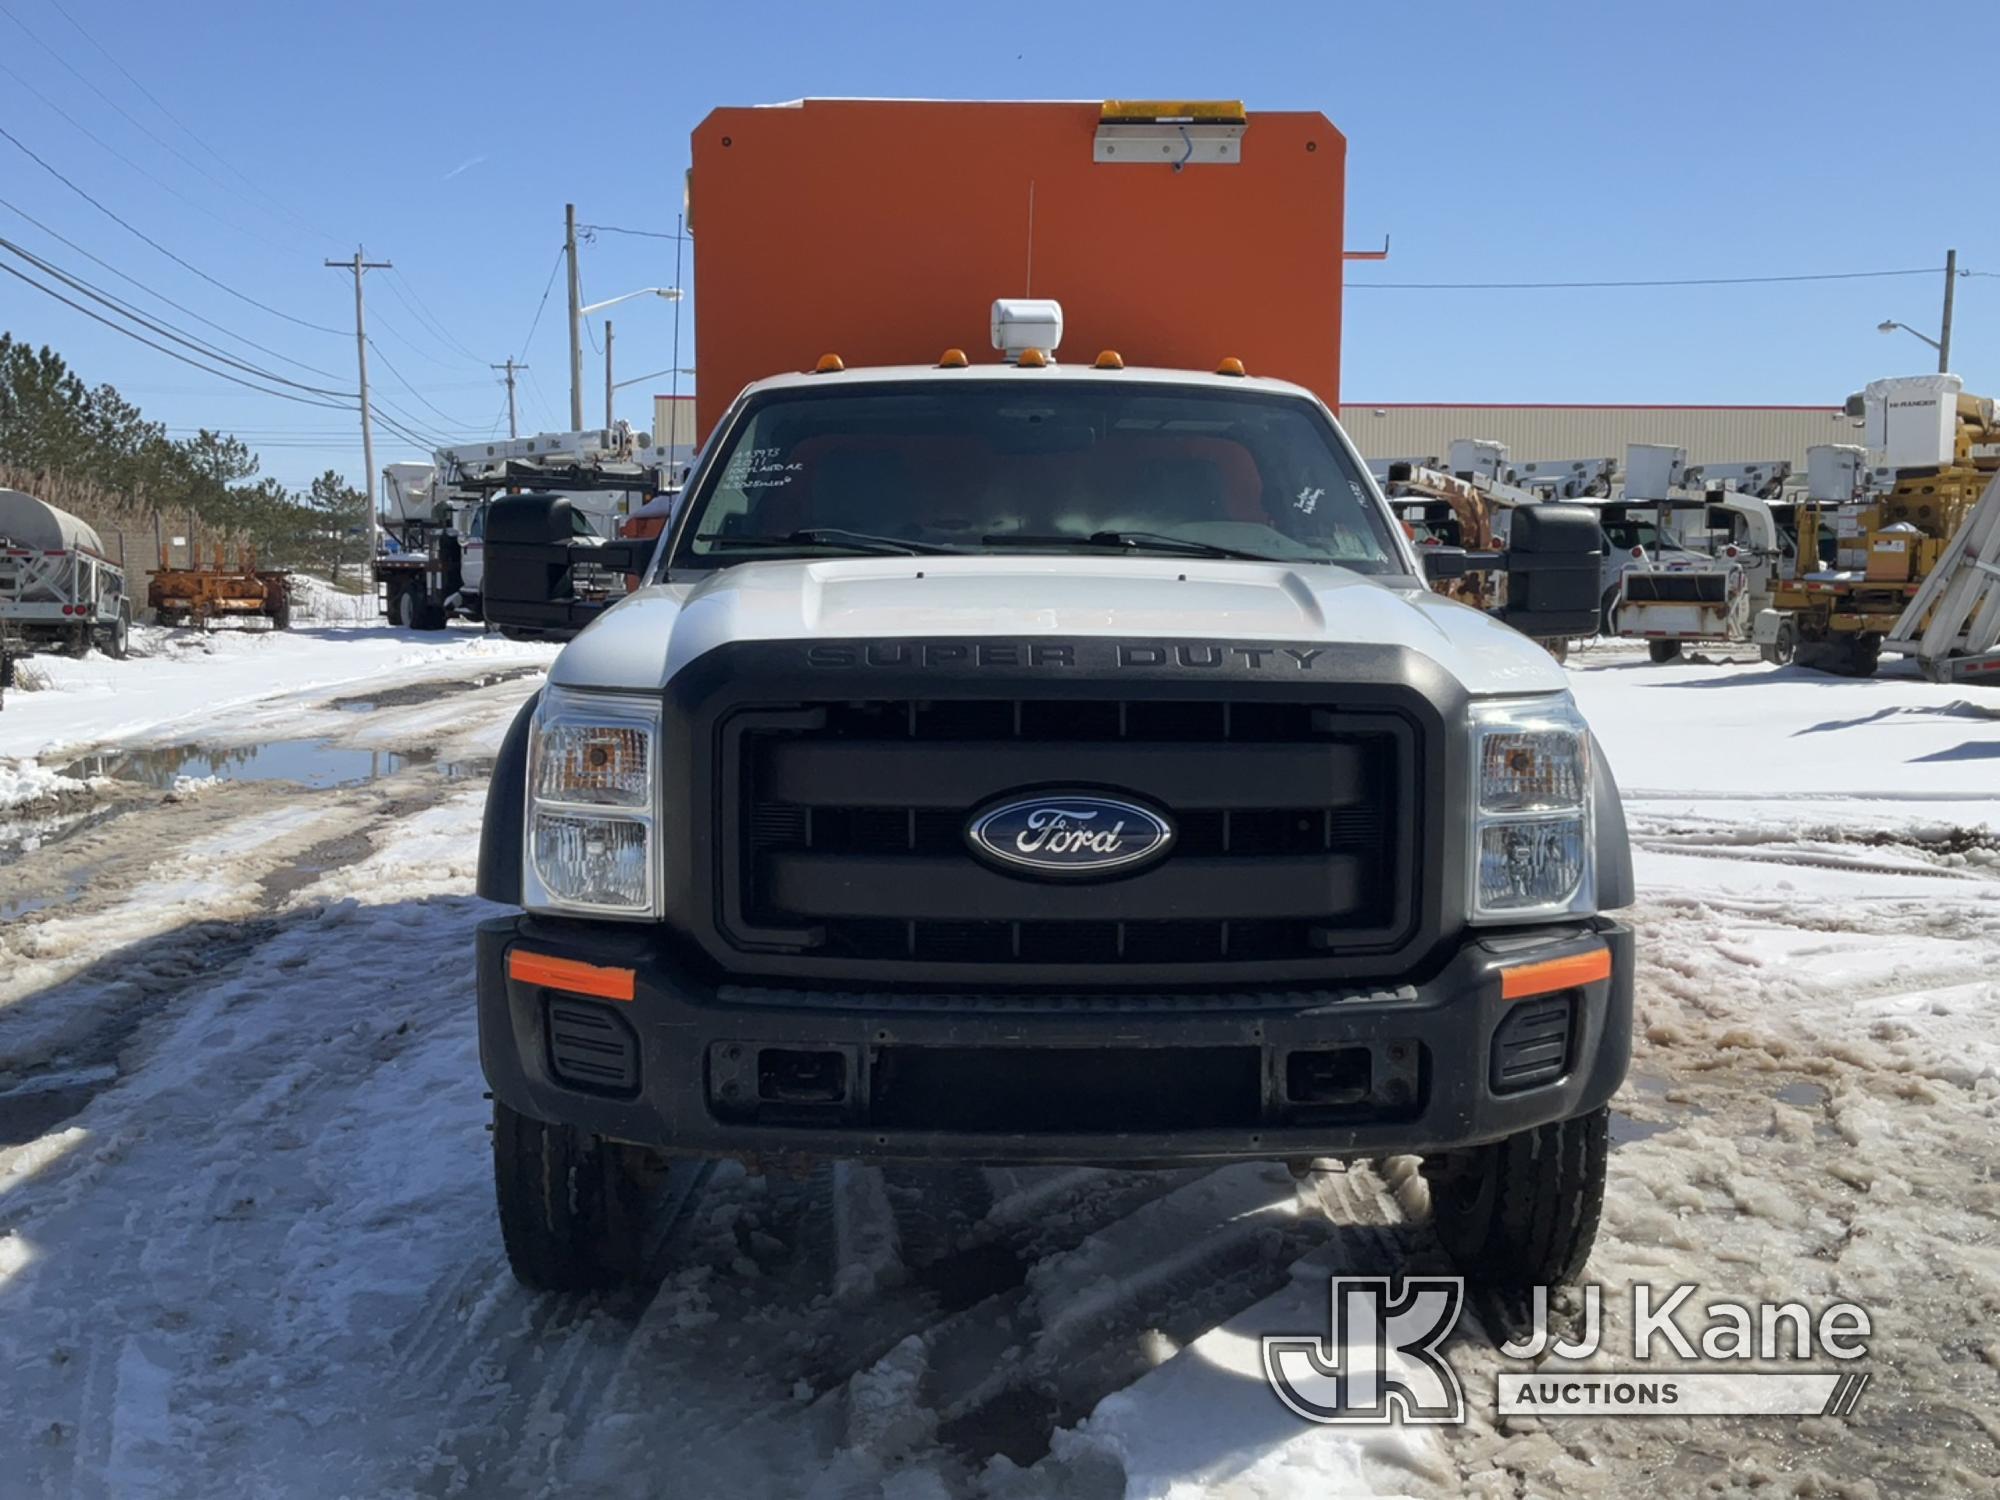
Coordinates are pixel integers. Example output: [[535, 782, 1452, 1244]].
[[1616, 452, 1793, 661], [373, 424, 671, 630]]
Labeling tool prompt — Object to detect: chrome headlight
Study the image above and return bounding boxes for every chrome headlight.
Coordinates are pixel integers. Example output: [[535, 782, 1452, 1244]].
[[1469, 695, 1594, 923], [524, 686, 661, 919]]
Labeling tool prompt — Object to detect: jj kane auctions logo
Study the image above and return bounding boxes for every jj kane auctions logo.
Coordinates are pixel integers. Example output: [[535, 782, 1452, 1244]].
[[1263, 1279, 1873, 1422]]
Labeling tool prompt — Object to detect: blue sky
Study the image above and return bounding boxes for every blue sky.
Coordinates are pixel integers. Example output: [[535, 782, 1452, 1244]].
[[0, 0, 1984, 489]]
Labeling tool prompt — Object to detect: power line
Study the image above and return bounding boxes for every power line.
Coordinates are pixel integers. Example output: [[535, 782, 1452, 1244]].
[[382, 267, 485, 364], [0, 6, 302, 256], [578, 264, 603, 356], [41, 0, 339, 247], [517, 247, 564, 360], [0, 121, 347, 335], [0, 191, 347, 382], [376, 276, 486, 368], [578, 222, 692, 243], [364, 336, 481, 430], [0, 257, 353, 408], [368, 405, 444, 451], [368, 303, 487, 372], [0, 55, 298, 259], [524, 366, 560, 431], [0, 234, 355, 399], [1347, 265, 1947, 290]]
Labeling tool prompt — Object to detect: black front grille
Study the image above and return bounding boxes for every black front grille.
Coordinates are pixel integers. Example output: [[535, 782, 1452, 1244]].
[[716, 696, 1418, 978]]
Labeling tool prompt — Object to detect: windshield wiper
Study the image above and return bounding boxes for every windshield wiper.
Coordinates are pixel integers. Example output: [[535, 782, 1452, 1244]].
[[980, 529, 1289, 562], [695, 528, 962, 556]]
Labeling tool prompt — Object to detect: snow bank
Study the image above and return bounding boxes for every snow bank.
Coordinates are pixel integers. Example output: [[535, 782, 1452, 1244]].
[[0, 624, 556, 764], [286, 573, 376, 625], [0, 756, 93, 811]]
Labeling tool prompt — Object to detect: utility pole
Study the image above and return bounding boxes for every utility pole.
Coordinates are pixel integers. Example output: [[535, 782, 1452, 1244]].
[[669, 211, 686, 456], [565, 202, 584, 430], [1940, 247, 1957, 375], [604, 320, 615, 430], [327, 248, 392, 561], [491, 358, 525, 438]]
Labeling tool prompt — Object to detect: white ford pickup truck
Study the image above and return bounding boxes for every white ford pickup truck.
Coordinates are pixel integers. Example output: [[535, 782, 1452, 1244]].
[[471, 319, 1632, 1296]]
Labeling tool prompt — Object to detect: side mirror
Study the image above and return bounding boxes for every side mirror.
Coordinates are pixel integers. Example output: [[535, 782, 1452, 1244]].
[[1501, 504, 1603, 639], [1422, 546, 1474, 581], [483, 493, 650, 640]]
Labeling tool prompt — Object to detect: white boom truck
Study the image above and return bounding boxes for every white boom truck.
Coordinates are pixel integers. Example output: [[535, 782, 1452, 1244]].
[[1615, 450, 1794, 661], [463, 99, 1633, 1300], [374, 425, 669, 630]]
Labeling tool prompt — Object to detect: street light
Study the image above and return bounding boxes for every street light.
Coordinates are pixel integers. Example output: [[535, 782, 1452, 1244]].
[[1874, 248, 1957, 374], [578, 286, 682, 317], [1877, 318, 1941, 353], [578, 289, 682, 429]]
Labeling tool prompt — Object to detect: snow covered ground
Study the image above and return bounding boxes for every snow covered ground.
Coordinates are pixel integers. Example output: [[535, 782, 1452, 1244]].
[[0, 631, 1995, 1498]]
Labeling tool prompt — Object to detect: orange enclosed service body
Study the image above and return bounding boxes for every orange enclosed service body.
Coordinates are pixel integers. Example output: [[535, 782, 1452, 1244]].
[[688, 99, 1346, 440]]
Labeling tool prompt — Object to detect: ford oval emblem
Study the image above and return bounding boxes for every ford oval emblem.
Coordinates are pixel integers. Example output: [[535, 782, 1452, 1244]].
[[965, 792, 1175, 879]]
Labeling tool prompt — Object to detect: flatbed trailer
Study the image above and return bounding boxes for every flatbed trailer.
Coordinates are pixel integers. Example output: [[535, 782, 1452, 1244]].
[[148, 543, 291, 631]]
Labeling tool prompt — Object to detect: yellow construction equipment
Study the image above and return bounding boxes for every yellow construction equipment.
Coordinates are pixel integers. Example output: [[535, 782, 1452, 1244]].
[[1770, 375, 1998, 676]]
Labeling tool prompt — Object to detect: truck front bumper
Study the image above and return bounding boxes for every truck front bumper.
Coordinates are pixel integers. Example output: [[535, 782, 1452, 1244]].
[[477, 917, 1632, 1166]]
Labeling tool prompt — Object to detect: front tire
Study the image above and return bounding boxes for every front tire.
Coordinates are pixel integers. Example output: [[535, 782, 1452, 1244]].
[[1647, 639, 1682, 663], [1422, 1106, 1608, 1289], [1758, 618, 1797, 665], [493, 1100, 660, 1292]]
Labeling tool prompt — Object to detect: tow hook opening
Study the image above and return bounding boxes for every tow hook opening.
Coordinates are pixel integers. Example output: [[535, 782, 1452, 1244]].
[[708, 1042, 863, 1122], [1281, 1040, 1422, 1123], [1286, 1046, 1372, 1106], [759, 1047, 850, 1105]]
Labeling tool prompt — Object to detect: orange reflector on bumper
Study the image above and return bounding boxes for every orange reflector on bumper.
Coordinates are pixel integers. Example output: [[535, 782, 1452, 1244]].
[[507, 950, 636, 1002], [1500, 946, 1611, 1001]]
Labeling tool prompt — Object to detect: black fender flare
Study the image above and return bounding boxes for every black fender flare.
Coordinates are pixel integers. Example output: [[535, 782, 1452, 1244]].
[[1592, 732, 1634, 912], [477, 690, 539, 905]]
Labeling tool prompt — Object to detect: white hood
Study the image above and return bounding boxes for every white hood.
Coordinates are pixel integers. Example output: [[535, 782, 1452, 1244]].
[[548, 555, 1567, 695]]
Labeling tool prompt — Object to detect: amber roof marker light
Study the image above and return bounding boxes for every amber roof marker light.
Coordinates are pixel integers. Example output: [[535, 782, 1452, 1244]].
[[1094, 350, 1125, 369], [938, 348, 970, 368], [1094, 100, 1248, 170], [1016, 348, 1049, 368], [813, 353, 845, 374], [1216, 357, 1247, 377]]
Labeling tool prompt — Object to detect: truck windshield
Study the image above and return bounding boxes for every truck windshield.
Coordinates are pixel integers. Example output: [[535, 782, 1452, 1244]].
[[669, 381, 1403, 573]]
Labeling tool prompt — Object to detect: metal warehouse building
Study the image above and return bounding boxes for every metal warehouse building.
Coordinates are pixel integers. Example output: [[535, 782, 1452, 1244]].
[[1337, 404, 1859, 471]]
